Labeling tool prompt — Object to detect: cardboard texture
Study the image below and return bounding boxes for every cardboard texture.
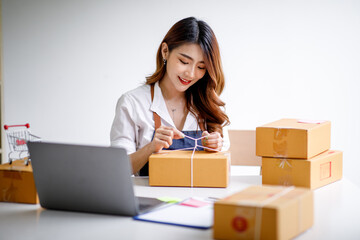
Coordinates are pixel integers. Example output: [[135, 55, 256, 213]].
[[256, 119, 331, 159], [149, 150, 230, 187], [262, 150, 342, 189], [213, 185, 313, 240], [0, 160, 39, 204]]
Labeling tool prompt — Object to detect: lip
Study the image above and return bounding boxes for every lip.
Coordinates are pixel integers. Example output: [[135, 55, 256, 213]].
[[178, 76, 191, 85]]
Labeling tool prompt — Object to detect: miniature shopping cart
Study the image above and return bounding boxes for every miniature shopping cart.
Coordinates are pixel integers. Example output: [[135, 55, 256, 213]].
[[3, 123, 41, 165]]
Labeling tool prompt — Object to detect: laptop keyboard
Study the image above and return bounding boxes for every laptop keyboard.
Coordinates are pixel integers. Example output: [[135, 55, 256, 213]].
[[139, 203, 153, 211], [137, 196, 164, 213]]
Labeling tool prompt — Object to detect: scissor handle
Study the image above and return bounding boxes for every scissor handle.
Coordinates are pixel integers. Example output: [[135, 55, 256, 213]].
[[4, 123, 30, 130]]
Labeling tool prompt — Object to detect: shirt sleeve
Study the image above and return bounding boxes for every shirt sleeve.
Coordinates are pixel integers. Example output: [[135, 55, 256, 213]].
[[110, 94, 137, 154]]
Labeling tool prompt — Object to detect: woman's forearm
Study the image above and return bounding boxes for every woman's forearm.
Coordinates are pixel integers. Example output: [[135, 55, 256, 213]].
[[129, 142, 154, 174]]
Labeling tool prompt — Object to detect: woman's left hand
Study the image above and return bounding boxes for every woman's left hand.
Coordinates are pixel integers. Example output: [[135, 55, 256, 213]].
[[201, 131, 223, 152]]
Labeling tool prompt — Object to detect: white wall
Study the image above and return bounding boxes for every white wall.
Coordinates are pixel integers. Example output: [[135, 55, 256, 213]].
[[2, 0, 360, 186]]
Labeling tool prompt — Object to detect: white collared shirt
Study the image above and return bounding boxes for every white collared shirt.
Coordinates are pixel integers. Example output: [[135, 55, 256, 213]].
[[110, 82, 229, 154]]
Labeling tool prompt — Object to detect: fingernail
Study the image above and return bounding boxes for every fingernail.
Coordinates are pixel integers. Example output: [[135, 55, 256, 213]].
[[205, 136, 208, 140]]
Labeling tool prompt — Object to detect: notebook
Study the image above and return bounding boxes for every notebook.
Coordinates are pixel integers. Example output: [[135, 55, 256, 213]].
[[28, 141, 164, 216]]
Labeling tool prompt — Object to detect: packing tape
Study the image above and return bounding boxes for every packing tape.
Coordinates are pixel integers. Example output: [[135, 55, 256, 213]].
[[1, 182, 17, 202], [279, 158, 292, 168], [170, 134, 218, 187], [278, 158, 293, 186], [273, 128, 288, 157]]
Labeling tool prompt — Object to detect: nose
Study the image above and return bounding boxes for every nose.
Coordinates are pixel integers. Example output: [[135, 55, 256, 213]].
[[185, 65, 196, 79]]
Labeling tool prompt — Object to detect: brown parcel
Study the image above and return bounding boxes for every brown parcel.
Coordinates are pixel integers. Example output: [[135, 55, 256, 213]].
[[213, 185, 313, 240], [0, 160, 39, 204], [262, 150, 343, 189], [149, 150, 230, 187], [256, 119, 331, 159]]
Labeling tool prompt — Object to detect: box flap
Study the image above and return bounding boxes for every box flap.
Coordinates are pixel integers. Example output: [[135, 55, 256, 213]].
[[150, 150, 229, 160], [217, 185, 311, 209], [0, 160, 33, 172], [259, 119, 330, 130]]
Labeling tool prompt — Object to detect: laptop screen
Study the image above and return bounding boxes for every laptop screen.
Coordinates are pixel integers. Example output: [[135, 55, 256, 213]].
[[28, 142, 140, 216]]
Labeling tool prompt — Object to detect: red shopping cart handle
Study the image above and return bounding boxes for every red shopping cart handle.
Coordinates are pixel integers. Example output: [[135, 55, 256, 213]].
[[4, 123, 30, 130]]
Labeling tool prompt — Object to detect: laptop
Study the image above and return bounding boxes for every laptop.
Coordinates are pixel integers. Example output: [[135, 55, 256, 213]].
[[28, 141, 164, 216]]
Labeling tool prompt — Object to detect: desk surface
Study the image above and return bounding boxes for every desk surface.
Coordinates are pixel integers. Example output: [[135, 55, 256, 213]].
[[1, 175, 360, 240]]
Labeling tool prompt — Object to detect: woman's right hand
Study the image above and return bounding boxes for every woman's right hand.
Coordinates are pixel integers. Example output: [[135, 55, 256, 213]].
[[151, 126, 184, 153]]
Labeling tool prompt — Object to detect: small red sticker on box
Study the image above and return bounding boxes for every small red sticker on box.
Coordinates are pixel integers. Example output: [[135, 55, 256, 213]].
[[232, 216, 248, 232]]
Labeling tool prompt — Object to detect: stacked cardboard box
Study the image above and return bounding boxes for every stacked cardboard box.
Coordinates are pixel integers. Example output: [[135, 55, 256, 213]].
[[149, 150, 230, 188], [256, 119, 342, 189]]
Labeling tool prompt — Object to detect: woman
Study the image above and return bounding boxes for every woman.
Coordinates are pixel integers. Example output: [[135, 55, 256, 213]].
[[111, 17, 230, 175]]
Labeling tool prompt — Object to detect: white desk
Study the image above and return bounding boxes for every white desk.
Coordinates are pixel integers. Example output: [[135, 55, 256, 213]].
[[1, 175, 360, 240]]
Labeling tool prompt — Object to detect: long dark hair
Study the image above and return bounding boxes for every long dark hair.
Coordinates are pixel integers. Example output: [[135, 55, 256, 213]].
[[146, 17, 229, 135]]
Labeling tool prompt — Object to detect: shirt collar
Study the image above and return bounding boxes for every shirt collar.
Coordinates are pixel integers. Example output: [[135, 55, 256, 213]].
[[150, 82, 175, 127]]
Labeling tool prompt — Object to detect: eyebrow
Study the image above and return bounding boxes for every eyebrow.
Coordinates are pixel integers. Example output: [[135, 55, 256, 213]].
[[179, 53, 205, 64]]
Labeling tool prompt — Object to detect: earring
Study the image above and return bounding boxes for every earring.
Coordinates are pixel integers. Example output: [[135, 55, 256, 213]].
[[163, 59, 167, 65]]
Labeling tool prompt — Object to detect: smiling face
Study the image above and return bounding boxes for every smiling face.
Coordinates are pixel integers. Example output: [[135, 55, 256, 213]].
[[161, 43, 207, 94]]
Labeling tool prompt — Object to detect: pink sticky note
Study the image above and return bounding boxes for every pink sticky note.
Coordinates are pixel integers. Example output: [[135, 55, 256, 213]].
[[179, 198, 210, 208]]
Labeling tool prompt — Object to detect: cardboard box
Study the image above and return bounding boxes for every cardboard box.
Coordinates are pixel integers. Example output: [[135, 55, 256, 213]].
[[149, 150, 230, 187], [213, 185, 313, 240], [0, 160, 39, 204], [262, 150, 342, 189], [256, 119, 331, 159]]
